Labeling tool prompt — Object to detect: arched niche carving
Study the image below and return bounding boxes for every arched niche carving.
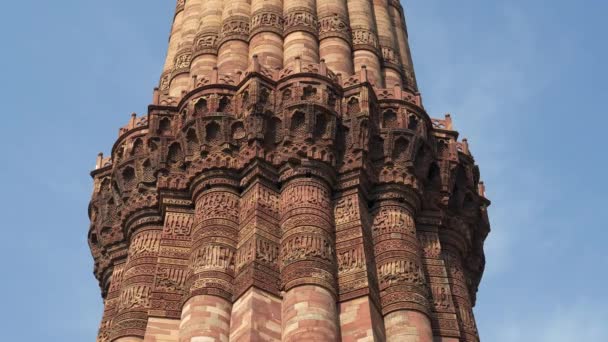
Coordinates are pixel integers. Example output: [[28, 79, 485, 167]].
[[167, 143, 183, 169], [121, 166, 136, 189], [205, 121, 222, 144], [186, 127, 199, 153], [266, 117, 283, 145], [347, 97, 360, 115], [131, 138, 144, 156], [392, 136, 409, 162], [290, 111, 306, 136], [159, 117, 172, 135], [195, 98, 208, 115], [314, 113, 328, 139], [231, 122, 246, 141], [382, 109, 398, 129], [218, 96, 231, 113]]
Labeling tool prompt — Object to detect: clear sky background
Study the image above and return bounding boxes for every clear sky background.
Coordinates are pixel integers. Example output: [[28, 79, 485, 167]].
[[0, 0, 606, 340]]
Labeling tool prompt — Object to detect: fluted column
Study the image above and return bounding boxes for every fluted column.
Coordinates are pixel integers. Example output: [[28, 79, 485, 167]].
[[442, 242, 480, 342], [217, 0, 251, 75], [373, 0, 403, 88], [279, 172, 339, 341], [231, 168, 282, 341], [347, 0, 383, 86], [190, 0, 223, 81], [180, 175, 239, 342], [372, 188, 433, 342], [144, 207, 194, 341], [170, 0, 203, 96], [283, 0, 319, 66], [160, 0, 186, 94], [317, 0, 353, 77], [418, 212, 462, 341], [334, 181, 386, 341], [111, 222, 162, 341], [249, 0, 284, 70], [388, 1, 417, 91], [97, 261, 126, 342]]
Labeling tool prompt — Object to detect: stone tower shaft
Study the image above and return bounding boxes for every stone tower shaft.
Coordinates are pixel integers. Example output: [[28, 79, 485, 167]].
[[160, 0, 419, 99], [88, 1, 491, 341]]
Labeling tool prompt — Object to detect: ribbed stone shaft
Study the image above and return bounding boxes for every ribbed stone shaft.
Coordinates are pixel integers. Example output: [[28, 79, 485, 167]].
[[181, 178, 239, 341], [111, 224, 161, 341], [279, 175, 340, 340], [157, 0, 422, 98]]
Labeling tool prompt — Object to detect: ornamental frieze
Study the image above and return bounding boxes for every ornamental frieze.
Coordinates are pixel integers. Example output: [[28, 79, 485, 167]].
[[283, 8, 319, 37], [193, 32, 219, 55], [155, 267, 188, 292], [381, 46, 402, 68], [377, 258, 425, 287], [159, 72, 170, 91], [250, 10, 284, 36], [118, 285, 152, 310], [419, 232, 442, 259], [129, 232, 161, 256], [318, 13, 351, 41], [190, 244, 235, 271], [163, 212, 193, 237], [194, 192, 239, 221], [241, 185, 280, 218], [235, 237, 279, 271], [372, 207, 416, 237], [172, 51, 192, 74], [337, 245, 366, 273], [280, 183, 331, 211], [351, 27, 380, 53], [281, 234, 335, 265], [431, 284, 454, 311], [219, 16, 250, 44], [334, 195, 359, 225]]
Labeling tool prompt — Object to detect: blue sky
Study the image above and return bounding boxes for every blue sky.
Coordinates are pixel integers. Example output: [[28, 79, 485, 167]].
[[0, 0, 606, 340]]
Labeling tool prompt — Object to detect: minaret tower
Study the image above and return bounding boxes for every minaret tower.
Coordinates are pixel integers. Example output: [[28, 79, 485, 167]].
[[88, 1, 491, 341]]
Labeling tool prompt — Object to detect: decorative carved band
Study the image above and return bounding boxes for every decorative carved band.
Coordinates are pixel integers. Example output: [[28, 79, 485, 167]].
[[172, 50, 192, 76], [381, 45, 403, 71], [129, 231, 161, 257], [281, 233, 335, 265], [193, 30, 219, 56], [250, 9, 284, 37], [163, 212, 193, 238], [235, 236, 280, 272], [318, 13, 351, 42], [118, 285, 152, 310], [351, 27, 381, 54], [372, 206, 416, 238], [279, 177, 337, 293], [283, 8, 319, 37], [377, 259, 425, 287], [219, 15, 250, 46], [159, 71, 171, 92]]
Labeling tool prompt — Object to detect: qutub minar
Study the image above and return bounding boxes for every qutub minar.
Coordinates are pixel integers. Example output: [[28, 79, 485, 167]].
[[87, 0, 491, 340]]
